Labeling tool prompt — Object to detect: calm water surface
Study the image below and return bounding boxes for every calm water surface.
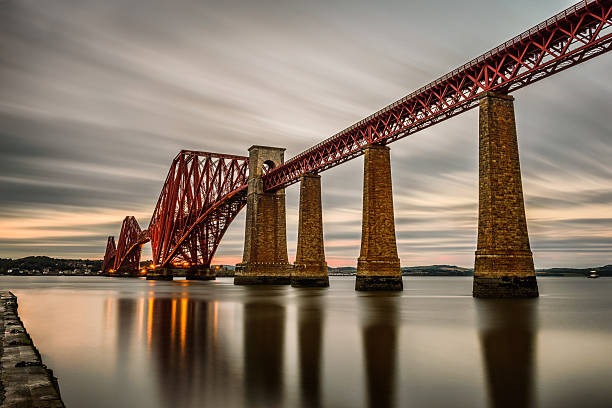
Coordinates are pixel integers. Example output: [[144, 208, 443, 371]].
[[1, 276, 611, 408]]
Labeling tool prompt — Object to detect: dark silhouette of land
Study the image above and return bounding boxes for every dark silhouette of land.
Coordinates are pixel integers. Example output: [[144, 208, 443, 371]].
[[1, 256, 610, 277]]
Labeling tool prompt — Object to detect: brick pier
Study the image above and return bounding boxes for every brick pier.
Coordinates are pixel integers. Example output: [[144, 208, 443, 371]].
[[356, 144, 403, 291], [473, 92, 538, 297], [235, 146, 292, 285], [292, 174, 329, 287]]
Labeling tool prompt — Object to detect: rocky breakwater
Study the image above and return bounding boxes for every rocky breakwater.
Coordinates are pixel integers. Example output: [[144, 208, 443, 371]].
[[0, 291, 64, 407]]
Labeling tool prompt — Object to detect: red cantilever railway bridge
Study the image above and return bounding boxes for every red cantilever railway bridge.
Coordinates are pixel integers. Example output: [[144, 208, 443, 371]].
[[104, 0, 612, 276]]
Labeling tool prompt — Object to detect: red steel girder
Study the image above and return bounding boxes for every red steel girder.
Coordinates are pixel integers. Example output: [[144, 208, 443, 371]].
[[102, 236, 116, 274], [113, 216, 144, 274], [148, 150, 248, 269], [263, 0, 612, 191]]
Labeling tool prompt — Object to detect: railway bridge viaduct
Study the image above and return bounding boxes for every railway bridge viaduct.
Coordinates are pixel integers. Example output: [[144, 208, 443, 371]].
[[103, 0, 612, 297]]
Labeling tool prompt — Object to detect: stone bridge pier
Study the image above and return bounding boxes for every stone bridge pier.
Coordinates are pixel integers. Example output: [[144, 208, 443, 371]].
[[473, 92, 538, 297], [235, 146, 292, 285], [356, 144, 403, 291], [293, 173, 329, 287]]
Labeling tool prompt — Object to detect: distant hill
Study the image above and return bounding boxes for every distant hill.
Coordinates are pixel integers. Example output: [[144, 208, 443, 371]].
[[329, 265, 474, 276], [0, 256, 102, 273], [329, 264, 612, 277], [1, 256, 610, 277], [537, 265, 612, 277], [401, 265, 473, 276], [328, 266, 357, 275]]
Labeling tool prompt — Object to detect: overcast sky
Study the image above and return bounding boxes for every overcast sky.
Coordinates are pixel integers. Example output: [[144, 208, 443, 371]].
[[0, 0, 610, 268]]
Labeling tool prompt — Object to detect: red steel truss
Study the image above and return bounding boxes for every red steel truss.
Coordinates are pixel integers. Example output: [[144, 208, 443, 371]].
[[102, 236, 116, 274], [264, 0, 612, 190], [148, 150, 248, 269], [113, 216, 145, 275]]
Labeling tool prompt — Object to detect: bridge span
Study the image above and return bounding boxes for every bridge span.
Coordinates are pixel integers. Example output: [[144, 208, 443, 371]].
[[103, 0, 612, 297]]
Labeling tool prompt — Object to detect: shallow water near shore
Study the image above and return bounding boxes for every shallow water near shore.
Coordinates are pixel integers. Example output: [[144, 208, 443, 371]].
[[1, 276, 611, 408]]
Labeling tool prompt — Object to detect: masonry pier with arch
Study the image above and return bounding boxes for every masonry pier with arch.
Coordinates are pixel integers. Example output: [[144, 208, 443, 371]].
[[234, 146, 293, 285]]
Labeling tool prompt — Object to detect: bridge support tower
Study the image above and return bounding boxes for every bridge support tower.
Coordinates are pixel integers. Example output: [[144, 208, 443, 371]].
[[292, 174, 329, 287], [356, 144, 403, 291], [235, 146, 292, 285], [473, 92, 538, 298]]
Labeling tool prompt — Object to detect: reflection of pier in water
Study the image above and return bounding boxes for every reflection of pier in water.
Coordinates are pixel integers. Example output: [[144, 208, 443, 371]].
[[477, 299, 537, 408], [243, 301, 286, 407], [107, 290, 539, 408], [360, 294, 399, 408], [109, 291, 330, 408], [297, 292, 325, 408]]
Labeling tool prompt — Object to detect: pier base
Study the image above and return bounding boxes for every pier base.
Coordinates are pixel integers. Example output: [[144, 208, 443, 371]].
[[185, 267, 216, 280], [146, 268, 174, 281], [473, 93, 538, 298], [356, 144, 403, 291], [116, 269, 140, 278]]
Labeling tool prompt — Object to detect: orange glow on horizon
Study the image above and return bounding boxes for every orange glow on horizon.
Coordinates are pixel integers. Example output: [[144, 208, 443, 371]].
[[0, 207, 151, 240]]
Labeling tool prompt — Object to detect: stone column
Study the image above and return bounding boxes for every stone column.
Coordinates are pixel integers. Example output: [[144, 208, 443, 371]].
[[235, 145, 292, 285], [185, 267, 216, 280], [473, 92, 538, 298], [293, 174, 329, 287], [356, 144, 403, 291], [146, 267, 173, 281]]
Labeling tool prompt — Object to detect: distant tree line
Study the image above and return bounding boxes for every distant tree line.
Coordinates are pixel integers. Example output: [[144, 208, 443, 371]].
[[537, 265, 612, 277], [0, 256, 102, 273]]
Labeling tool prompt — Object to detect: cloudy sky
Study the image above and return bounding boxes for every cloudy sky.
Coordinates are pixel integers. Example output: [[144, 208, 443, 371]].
[[0, 0, 610, 268]]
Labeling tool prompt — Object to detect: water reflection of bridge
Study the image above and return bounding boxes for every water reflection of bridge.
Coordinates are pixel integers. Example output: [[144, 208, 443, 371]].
[[107, 292, 537, 408]]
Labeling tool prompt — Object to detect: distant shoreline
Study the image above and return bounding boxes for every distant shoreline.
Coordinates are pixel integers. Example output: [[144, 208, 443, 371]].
[[1, 256, 610, 277]]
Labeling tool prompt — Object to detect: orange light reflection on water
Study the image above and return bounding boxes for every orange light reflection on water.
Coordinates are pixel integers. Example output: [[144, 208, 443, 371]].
[[180, 297, 188, 357], [170, 298, 177, 347], [213, 301, 218, 346], [146, 297, 154, 347], [137, 297, 144, 343]]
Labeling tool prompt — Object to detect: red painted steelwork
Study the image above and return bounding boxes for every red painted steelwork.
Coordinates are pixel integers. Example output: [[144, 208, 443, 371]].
[[102, 236, 116, 274], [113, 216, 144, 274], [264, 0, 612, 190], [148, 150, 248, 269]]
